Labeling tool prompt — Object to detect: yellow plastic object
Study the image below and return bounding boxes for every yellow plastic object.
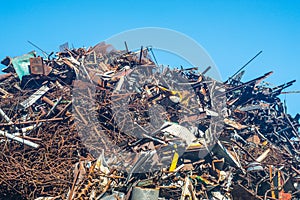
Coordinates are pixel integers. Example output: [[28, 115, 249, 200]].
[[186, 142, 203, 151], [192, 175, 214, 185], [158, 85, 182, 100], [169, 145, 179, 172]]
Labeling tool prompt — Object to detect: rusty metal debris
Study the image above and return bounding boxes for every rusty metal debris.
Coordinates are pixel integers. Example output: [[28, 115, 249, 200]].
[[0, 42, 299, 200]]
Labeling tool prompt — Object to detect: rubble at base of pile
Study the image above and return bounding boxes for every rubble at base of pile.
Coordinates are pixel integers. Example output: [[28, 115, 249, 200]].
[[0, 42, 299, 200]]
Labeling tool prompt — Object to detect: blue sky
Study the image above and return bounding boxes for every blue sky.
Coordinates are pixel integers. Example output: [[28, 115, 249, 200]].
[[0, 0, 299, 115]]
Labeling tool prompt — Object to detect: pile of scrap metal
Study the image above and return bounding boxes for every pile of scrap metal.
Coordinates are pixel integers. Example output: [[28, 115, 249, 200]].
[[0, 42, 299, 200]]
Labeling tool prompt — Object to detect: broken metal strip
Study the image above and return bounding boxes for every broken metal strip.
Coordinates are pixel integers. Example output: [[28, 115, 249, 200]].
[[20, 85, 50, 109]]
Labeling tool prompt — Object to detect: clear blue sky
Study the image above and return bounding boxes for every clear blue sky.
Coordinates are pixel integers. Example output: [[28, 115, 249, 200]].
[[0, 0, 299, 116]]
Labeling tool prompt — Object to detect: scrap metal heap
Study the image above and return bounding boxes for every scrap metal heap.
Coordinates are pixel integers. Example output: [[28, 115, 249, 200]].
[[0, 42, 299, 200]]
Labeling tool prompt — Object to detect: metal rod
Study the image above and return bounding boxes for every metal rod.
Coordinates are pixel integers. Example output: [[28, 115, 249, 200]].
[[139, 46, 143, 64], [124, 41, 129, 53], [27, 40, 49, 57], [228, 50, 262, 82]]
